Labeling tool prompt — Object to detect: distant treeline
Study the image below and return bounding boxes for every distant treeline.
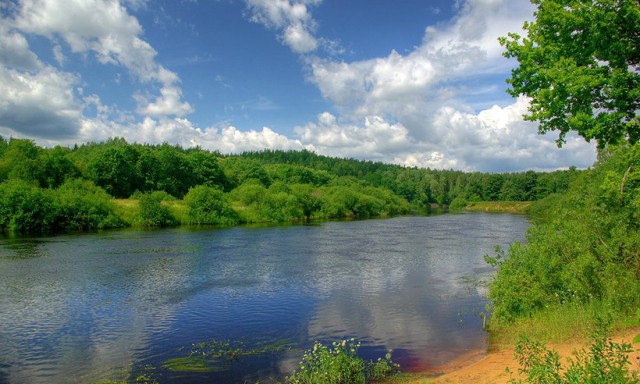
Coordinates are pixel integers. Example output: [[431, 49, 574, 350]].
[[240, 149, 580, 206], [0, 136, 581, 233]]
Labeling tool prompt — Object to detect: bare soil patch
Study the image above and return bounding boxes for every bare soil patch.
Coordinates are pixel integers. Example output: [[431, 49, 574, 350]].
[[394, 327, 640, 384]]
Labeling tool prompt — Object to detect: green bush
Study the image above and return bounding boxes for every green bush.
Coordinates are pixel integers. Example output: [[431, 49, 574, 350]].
[[0, 180, 56, 233], [319, 186, 359, 218], [449, 196, 468, 210], [487, 143, 640, 323], [134, 192, 177, 227], [184, 185, 238, 225], [53, 179, 125, 230], [229, 181, 268, 206], [286, 339, 398, 384], [229, 181, 305, 223], [262, 191, 303, 222]]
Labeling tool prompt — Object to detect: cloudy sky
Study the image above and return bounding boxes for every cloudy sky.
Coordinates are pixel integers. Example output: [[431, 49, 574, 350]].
[[0, 0, 596, 172]]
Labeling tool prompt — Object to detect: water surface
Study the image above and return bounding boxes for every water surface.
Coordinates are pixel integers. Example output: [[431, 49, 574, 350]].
[[0, 212, 529, 383]]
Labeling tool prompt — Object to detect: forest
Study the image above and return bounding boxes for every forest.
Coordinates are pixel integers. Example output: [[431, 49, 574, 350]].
[[0, 135, 578, 234]]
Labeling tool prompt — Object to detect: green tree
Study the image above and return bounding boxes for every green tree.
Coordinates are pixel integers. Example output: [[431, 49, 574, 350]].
[[38, 146, 79, 188], [500, 171, 538, 201], [87, 139, 141, 198], [0, 138, 42, 183], [0, 136, 8, 158], [229, 181, 268, 207], [320, 186, 359, 218], [151, 144, 194, 198], [500, 0, 640, 147], [483, 174, 506, 201], [263, 190, 302, 222], [289, 183, 322, 220], [220, 157, 271, 187], [136, 145, 161, 192], [187, 150, 228, 190]]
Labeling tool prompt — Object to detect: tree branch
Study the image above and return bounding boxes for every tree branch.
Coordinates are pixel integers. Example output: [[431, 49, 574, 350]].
[[620, 165, 632, 200]]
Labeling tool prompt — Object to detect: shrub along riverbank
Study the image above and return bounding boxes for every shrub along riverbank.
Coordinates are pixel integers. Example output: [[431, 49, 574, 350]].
[[486, 143, 640, 327], [480, 143, 640, 382], [0, 136, 578, 235], [461, 201, 532, 214]]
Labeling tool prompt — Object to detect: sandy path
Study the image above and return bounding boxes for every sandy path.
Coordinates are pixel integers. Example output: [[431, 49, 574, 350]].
[[402, 327, 640, 384]]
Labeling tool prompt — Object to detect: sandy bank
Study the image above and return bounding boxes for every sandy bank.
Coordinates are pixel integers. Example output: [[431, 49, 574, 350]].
[[395, 327, 640, 384]]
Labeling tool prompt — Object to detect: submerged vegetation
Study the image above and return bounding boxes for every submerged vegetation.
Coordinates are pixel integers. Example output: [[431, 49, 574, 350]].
[[161, 339, 297, 374], [97, 338, 397, 384], [0, 135, 577, 234]]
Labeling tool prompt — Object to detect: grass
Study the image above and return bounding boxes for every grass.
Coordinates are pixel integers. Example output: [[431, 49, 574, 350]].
[[487, 301, 640, 351], [164, 200, 188, 223], [378, 372, 430, 383], [112, 199, 137, 225], [112, 198, 188, 226], [464, 201, 532, 214]]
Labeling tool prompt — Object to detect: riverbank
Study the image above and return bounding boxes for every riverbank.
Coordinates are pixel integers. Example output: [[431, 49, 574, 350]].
[[463, 201, 531, 214], [384, 326, 640, 383]]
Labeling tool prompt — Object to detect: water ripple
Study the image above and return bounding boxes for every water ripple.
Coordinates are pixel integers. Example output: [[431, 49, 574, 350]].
[[0, 213, 529, 383]]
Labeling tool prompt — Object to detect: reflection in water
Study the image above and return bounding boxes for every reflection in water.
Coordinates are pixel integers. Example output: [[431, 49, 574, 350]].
[[0, 213, 529, 383], [303, 214, 518, 370], [0, 238, 49, 259]]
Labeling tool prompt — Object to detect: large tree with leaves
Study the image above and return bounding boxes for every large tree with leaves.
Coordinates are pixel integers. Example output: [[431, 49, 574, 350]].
[[500, 0, 640, 148]]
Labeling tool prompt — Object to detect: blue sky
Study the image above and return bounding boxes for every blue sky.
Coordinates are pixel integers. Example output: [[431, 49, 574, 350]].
[[0, 0, 596, 171]]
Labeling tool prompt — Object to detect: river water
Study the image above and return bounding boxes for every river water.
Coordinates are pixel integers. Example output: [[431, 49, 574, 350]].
[[0, 212, 529, 383]]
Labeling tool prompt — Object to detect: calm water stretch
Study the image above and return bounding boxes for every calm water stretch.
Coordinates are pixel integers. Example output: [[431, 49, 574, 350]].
[[0, 212, 529, 384]]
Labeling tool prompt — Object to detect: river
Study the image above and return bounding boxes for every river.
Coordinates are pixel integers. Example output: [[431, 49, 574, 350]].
[[0, 212, 529, 383]]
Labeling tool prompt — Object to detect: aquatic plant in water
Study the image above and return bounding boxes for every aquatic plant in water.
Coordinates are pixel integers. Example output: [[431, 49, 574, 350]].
[[286, 338, 399, 384], [161, 338, 297, 373]]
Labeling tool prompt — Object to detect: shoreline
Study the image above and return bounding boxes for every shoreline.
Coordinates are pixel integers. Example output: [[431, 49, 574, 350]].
[[392, 326, 640, 383]]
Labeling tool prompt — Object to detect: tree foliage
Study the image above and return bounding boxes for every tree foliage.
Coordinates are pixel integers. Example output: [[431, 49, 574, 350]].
[[0, 136, 583, 234], [500, 0, 640, 147], [87, 139, 141, 198]]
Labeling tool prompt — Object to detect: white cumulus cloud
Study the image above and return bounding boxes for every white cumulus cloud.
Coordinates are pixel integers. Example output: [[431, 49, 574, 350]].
[[0, 0, 599, 172], [12, 0, 192, 117], [0, 66, 83, 139], [0, 23, 82, 139], [295, 96, 596, 171], [79, 115, 310, 155], [295, 0, 597, 171], [245, 0, 321, 54]]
